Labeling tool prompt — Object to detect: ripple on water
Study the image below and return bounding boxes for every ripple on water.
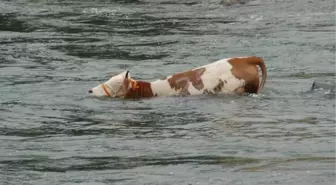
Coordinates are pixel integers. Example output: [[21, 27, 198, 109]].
[[0, 0, 335, 185]]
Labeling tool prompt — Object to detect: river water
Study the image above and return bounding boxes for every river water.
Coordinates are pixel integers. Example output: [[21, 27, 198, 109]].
[[0, 0, 335, 185]]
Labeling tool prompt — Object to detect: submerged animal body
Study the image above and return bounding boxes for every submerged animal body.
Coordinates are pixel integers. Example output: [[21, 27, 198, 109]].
[[311, 81, 335, 92], [89, 56, 267, 99]]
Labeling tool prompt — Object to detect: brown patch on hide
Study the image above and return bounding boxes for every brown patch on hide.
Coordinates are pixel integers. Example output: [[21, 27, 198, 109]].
[[203, 79, 225, 95], [213, 79, 225, 93], [124, 80, 155, 99], [178, 82, 191, 96], [228, 56, 267, 94], [203, 89, 214, 95], [167, 68, 206, 95]]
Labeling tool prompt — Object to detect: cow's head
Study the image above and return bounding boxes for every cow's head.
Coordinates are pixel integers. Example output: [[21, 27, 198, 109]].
[[88, 70, 135, 98]]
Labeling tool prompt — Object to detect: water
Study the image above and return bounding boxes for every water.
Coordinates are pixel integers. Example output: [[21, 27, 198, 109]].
[[0, 0, 335, 184]]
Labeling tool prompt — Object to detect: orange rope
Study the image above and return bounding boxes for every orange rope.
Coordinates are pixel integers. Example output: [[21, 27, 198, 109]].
[[101, 84, 112, 97]]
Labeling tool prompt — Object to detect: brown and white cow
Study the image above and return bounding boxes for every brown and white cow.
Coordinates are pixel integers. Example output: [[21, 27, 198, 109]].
[[88, 56, 267, 99]]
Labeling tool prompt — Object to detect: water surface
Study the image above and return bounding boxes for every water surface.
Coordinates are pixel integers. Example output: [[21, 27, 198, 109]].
[[0, 0, 335, 184]]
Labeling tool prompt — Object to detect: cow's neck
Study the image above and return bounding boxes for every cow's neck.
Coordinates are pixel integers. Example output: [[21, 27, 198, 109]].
[[125, 78, 178, 98], [124, 80, 155, 99]]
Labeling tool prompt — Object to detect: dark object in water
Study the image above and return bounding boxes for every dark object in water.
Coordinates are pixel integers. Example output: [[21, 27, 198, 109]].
[[220, 0, 248, 5], [311, 81, 335, 92]]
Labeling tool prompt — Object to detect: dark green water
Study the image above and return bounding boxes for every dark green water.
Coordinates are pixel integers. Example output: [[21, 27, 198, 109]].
[[0, 0, 335, 184]]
